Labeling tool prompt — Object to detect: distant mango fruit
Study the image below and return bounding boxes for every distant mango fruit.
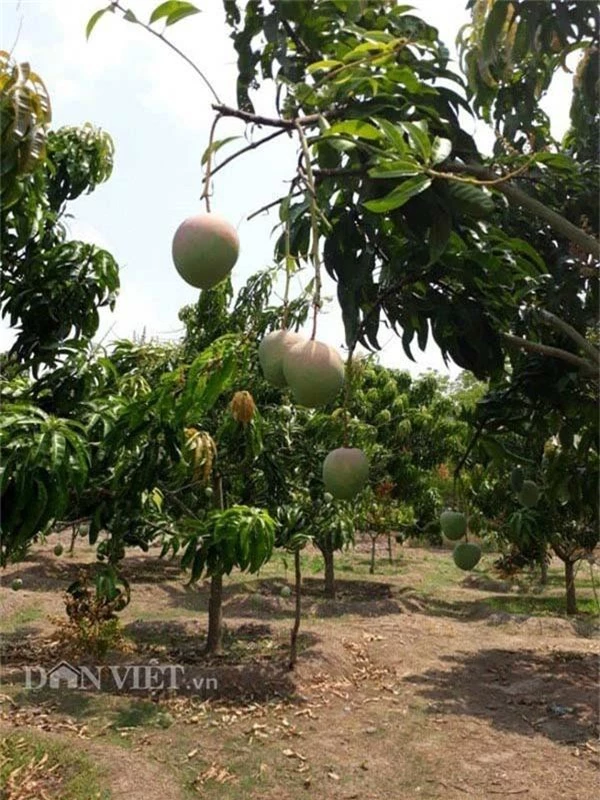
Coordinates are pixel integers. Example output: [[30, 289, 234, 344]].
[[517, 480, 540, 508], [322, 447, 369, 500]]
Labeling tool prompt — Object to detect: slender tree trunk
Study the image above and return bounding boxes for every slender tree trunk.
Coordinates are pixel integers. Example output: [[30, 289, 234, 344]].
[[387, 531, 393, 564], [205, 473, 225, 655], [370, 535, 376, 574], [564, 559, 577, 615], [323, 547, 336, 599], [69, 524, 78, 556], [206, 572, 223, 654], [540, 552, 548, 586], [289, 549, 302, 670]]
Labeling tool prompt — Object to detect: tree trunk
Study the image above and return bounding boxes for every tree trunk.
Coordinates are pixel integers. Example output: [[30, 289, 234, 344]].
[[370, 535, 376, 574], [323, 548, 336, 599], [289, 549, 302, 670], [206, 572, 223, 654], [69, 524, 78, 556], [564, 559, 577, 615], [205, 473, 225, 655], [387, 531, 393, 564], [540, 552, 548, 586]]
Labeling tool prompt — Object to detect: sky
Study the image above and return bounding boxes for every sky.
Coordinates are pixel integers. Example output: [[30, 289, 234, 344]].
[[1, 0, 575, 377]]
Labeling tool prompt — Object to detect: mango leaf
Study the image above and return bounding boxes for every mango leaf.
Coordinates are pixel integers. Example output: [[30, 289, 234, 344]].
[[399, 121, 431, 161], [372, 117, 407, 152], [368, 159, 421, 179], [343, 40, 388, 62], [431, 136, 452, 165], [86, 7, 111, 40], [481, 0, 511, 66], [363, 175, 431, 213], [149, 1, 200, 26], [307, 59, 343, 74], [326, 120, 381, 141], [427, 209, 452, 265], [201, 136, 241, 165]]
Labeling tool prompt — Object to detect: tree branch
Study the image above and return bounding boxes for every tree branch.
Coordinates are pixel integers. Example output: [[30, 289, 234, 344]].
[[247, 189, 303, 221], [444, 163, 600, 260], [207, 128, 289, 183], [112, 2, 221, 104], [502, 332, 598, 377], [211, 103, 339, 130], [536, 309, 600, 365]]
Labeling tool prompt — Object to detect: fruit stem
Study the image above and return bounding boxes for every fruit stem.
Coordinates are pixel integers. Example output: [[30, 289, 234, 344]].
[[342, 347, 355, 448], [110, 2, 222, 105], [201, 114, 222, 213], [295, 122, 321, 341], [281, 184, 295, 331]]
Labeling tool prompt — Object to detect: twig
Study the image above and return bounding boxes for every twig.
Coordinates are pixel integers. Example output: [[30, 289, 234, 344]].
[[247, 189, 303, 221], [111, 2, 221, 104], [201, 114, 221, 212], [207, 128, 289, 182], [157, 482, 200, 520], [282, 19, 314, 58], [211, 102, 340, 130], [296, 122, 321, 340], [426, 156, 536, 187]]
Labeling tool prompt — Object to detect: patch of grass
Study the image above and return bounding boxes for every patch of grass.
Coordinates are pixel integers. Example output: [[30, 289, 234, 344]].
[[485, 593, 598, 617], [112, 699, 162, 728], [2, 606, 45, 633], [0, 730, 109, 800]]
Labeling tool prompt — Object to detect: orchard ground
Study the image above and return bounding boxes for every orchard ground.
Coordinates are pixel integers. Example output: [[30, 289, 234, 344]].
[[1, 538, 598, 800]]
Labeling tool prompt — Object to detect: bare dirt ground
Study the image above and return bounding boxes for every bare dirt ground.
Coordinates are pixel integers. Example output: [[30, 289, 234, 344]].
[[1, 538, 598, 800]]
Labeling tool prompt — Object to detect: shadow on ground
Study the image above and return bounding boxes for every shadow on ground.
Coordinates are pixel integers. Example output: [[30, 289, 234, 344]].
[[403, 647, 599, 746], [1, 620, 322, 705], [161, 576, 405, 620]]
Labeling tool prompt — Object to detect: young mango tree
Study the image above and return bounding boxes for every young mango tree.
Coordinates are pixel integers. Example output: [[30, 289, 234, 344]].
[[1, 52, 120, 568]]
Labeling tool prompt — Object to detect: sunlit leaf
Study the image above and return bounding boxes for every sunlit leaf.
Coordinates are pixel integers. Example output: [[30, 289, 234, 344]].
[[363, 175, 432, 213]]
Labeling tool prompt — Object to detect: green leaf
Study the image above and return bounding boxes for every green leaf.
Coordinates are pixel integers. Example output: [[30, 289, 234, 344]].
[[481, 0, 510, 66], [123, 9, 137, 22], [372, 118, 406, 152], [368, 159, 422, 179], [428, 209, 452, 265], [326, 120, 382, 141], [307, 59, 343, 74], [149, 1, 200, 26], [343, 40, 387, 62], [399, 121, 431, 161], [431, 136, 452, 165], [363, 175, 432, 213], [86, 7, 110, 40], [201, 136, 241, 165]]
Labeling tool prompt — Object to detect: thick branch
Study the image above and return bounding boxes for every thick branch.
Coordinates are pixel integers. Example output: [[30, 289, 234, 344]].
[[445, 163, 600, 260], [536, 309, 600, 365], [502, 332, 598, 377]]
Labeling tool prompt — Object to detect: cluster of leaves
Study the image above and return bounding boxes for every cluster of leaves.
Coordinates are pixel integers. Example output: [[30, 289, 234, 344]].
[[1, 113, 119, 370]]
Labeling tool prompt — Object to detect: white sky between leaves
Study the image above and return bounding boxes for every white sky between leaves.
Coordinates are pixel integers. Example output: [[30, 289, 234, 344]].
[[0, 0, 575, 377]]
